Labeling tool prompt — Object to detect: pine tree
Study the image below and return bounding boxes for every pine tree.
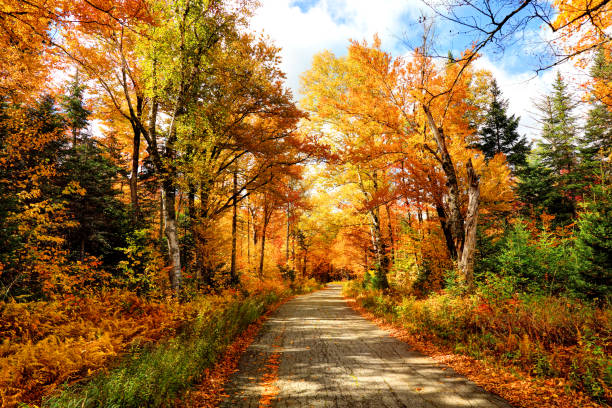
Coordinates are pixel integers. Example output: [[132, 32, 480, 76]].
[[575, 185, 612, 301], [474, 79, 530, 168]]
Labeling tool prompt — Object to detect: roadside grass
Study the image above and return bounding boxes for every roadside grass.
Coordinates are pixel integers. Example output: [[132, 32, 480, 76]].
[[41, 290, 281, 408], [23, 279, 319, 408], [343, 281, 611, 405]]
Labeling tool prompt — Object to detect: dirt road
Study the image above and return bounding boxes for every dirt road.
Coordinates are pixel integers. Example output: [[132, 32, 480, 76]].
[[221, 284, 512, 408]]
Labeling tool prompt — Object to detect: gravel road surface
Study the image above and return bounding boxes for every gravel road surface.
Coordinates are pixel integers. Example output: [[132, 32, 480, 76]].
[[221, 284, 512, 408]]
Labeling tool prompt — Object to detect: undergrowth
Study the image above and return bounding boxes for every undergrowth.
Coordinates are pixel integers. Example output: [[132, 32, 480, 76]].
[[7, 279, 319, 408], [343, 281, 612, 404]]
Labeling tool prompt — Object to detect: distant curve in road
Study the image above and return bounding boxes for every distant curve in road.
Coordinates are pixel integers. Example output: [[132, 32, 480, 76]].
[[220, 284, 512, 408]]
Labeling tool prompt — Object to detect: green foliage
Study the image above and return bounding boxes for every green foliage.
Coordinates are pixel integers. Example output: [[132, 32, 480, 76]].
[[117, 229, 163, 296], [536, 72, 578, 175], [278, 263, 296, 282], [362, 267, 388, 291], [473, 79, 530, 169], [59, 140, 130, 265], [495, 223, 578, 295], [516, 157, 576, 227], [574, 186, 612, 301], [60, 72, 90, 144]]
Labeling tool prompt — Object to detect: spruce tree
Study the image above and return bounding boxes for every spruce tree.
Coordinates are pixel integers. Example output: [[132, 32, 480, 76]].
[[535, 72, 578, 174], [529, 72, 579, 223], [61, 71, 91, 146], [474, 79, 530, 168], [578, 49, 612, 189], [58, 78, 129, 265]]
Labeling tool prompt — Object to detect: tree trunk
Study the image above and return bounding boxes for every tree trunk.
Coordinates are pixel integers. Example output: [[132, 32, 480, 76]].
[[435, 203, 458, 260], [423, 105, 465, 255], [459, 159, 479, 292], [129, 97, 143, 223], [162, 180, 182, 292], [385, 204, 395, 262], [286, 203, 290, 263], [247, 201, 251, 268], [357, 169, 389, 289], [130, 127, 140, 222], [258, 219, 267, 280], [230, 167, 238, 284], [159, 188, 164, 242]]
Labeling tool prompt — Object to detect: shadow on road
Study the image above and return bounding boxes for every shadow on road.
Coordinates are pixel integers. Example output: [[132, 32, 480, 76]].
[[221, 285, 512, 408]]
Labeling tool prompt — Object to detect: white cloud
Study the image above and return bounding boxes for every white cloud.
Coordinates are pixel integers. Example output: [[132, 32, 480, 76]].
[[249, 0, 420, 96], [250, 1, 592, 140]]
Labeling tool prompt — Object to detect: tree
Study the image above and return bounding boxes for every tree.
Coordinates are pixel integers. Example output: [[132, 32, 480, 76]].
[[59, 141, 129, 265], [577, 49, 612, 189], [0, 96, 72, 299], [532, 72, 579, 222], [424, 0, 611, 72], [575, 185, 612, 301], [60, 72, 91, 146], [301, 34, 516, 291], [473, 80, 530, 169], [536, 72, 579, 174]]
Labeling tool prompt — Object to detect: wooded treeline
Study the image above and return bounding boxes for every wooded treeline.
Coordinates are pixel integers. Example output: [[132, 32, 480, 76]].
[[0, 0, 328, 301], [0, 0, 610, 405]]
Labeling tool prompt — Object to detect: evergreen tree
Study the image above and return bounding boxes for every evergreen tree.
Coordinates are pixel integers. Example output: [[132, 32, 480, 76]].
[[530, 72, 579, 222], [474, 79, 530, 168], [516, 156, 575, 226], [58, 79, 130, 265], [574, 185, 612, 301], [60, 71, 91, 146], [535, 72, 578, 174], [60, 140, 129, 264], [577, 49, 612, 190]]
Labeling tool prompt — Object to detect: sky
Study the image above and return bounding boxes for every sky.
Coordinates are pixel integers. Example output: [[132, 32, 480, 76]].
[[248, 0, 585, 140]]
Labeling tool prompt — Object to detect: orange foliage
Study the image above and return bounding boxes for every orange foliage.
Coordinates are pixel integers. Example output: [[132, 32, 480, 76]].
[[0, 291, 194, 407]]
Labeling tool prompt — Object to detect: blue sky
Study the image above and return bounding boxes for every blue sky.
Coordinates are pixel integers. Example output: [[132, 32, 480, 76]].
[[249, 0, 582, 140]]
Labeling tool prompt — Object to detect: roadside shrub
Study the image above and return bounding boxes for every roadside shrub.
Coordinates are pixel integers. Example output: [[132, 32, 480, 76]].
[[493, 223, 578, 296], [344, 283, 611, 402]]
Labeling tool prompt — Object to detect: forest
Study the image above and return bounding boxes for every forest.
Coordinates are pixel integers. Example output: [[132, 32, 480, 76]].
[[0, 0, 610, 407]]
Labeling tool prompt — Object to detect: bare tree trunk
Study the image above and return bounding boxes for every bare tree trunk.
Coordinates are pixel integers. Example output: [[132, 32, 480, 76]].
[[247, 200, 251, 268], [435, 203, 458, 260], [385, 204, 395, 262], [258, 220, 268, 280], [423, 105, 465, 256], [159, 188, 164, 242], [129, 97, 143, 223], [459, 159, 479, 292], [286, 202, 290, 263], [230, 166, 238, 284], [302, 247, 308, 278], [162, 181, 182, 292], [364, 243, 369, 273]]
